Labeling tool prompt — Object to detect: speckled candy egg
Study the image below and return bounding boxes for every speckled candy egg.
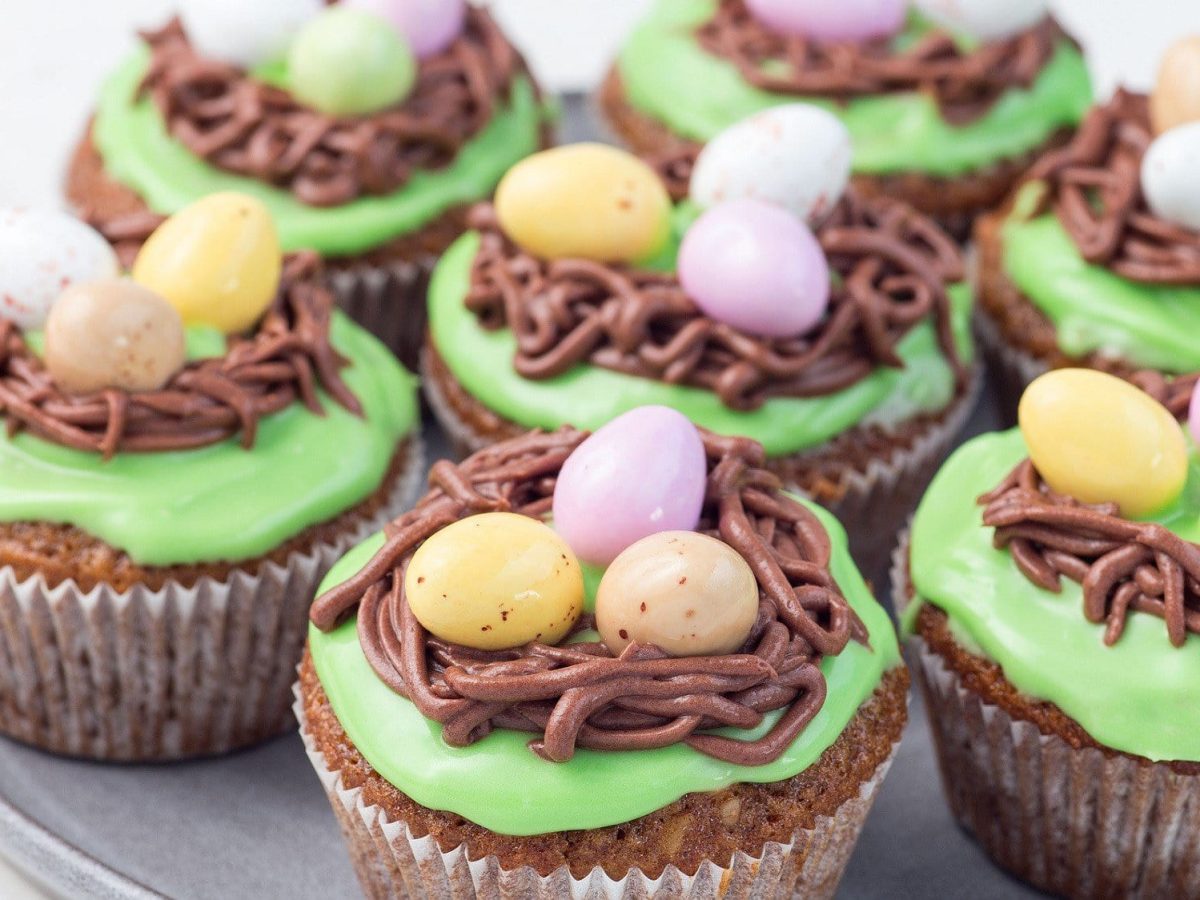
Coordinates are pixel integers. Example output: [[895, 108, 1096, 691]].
[[132, 193, 282, 334], [745, 0, 906, 42], [44, 279, 186, 395], [0, 208, 118, 331], [914, 0, 1048, 42], [1142, 122, 1200, 233], [1019, 369, 1187, 517], [494, 144, 672, 263], [596, 531, 759, 658], [344, 0, 466, 59], [678, 199, 830, 338], [552, 406, 706, 566], [690, 105, 851, 224], [1152, 37, 1200, 135], [180, 0, 323, 69], [404, 512, 584, 651]]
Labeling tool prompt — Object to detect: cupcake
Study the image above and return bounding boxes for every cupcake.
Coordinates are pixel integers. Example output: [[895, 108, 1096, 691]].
[[976, 39, 1200, 418], [423, 129, 979, 574], [65, 0, 549, 369], [601, 0, 1092, 239], [898, 368, 1200, 898], [0, 196, 421, 761], [301, 406, 907, 899]]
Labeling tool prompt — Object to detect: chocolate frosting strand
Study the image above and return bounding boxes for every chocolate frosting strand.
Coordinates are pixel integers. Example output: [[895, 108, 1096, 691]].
[[139, 7, 519, 207], [979, 459, 1200, 647], [464, 195, 966, 411], [0, 252, 359, 457], [697, 0, 1062, 125], [310, 428, 869, 765], [1027, 90, 1200, 285]]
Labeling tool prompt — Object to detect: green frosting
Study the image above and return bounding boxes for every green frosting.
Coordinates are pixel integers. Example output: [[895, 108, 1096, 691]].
[[0, 313, 418, 567], [1002, 185, 1200, 372], [309, 500, 900, 835], [617, 0, 1091, 177], [429, 231, 974, 457], [92, 47, 545, 257], [908, 429, 1200, 762]]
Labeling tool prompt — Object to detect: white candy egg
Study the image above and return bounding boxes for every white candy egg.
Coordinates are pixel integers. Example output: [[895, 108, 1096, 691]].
[[914, 0, 1048, 42], [1142, 122, 1200, 233], [689, 104, 852, 224], [0, 208, 119, 331], [180, 0, 324, 69]]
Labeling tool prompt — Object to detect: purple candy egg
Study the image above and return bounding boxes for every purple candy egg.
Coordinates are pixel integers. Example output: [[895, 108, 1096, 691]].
[[344, 0, 466, 58], [677, 199, 830, 339], [552, 407, 707, 566], [745, 0, 907, 42]]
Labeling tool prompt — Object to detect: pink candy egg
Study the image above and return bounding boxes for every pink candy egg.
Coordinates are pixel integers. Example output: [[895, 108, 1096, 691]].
[[677, 199, 830, 338], [552, 407, 707, 566], [344, 0, 466, 59], [746, 0, 907, 43], [1189, 379, 1200, 446]]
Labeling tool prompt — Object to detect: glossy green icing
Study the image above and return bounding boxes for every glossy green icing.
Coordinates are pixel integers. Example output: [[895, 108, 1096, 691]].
[[1002, 185, 1200, 372], [617, 0, 1091, 177], [0, 313, 417, 567], [908, 429, 1200, 762], [92, 47, 544, 257], [310, 500, 900, 835], [429, 232, 974, 457]]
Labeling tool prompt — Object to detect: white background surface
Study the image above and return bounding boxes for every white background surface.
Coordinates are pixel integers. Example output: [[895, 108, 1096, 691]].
[[1, 0, 1200, 896]]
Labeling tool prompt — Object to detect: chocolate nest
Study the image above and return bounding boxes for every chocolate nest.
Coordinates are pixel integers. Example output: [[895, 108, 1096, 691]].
[[0, 252, 358, 458], [1026, 90, 1200, 285], [464, 192, 966, 411], [697, 0, 1064, 125], [310, 428, 869, 765]]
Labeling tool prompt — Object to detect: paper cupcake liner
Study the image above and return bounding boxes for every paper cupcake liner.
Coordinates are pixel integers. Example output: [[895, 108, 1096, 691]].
[[329, 259, 434, 375], [0, 438, 425, 762], [296, 688, 899, 900], [973, 308, 1048, 427], [891, 534, 1200, 899]]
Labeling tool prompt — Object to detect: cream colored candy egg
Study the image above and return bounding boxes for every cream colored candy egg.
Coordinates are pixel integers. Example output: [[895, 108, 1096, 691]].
[[405, 512, 584, 651], [1018, 369, 1187, 517], [44, 278, 186, 395], [1151, 36, 1200, 135], [132, 192, 282, 334], [596, 531, 759, 658], [494, 144, 672, 264]]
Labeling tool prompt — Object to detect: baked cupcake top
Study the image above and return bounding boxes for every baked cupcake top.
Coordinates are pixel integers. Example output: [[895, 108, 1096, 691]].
[[309, 406, 900, 834], [429, 127, 973, 458], [0, 195, 416, 568], [614, 0, 1091, 177], [83, 1, 547, 256], [907, 368, 1200, 763]]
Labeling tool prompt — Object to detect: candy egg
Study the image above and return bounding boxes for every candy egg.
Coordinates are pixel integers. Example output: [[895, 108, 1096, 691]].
[[914, 0, 1048, 42], [0, 208, 119, 331], [44, 279, 186, 395], [405, 512, 584, 651], [1152, 37, 1200, 135], [553, 407, 707, 566], [596, 531, 759, 658], [288, 7, 417, 116], [1190, 379, 1200, 447], [1142, 122, 1200, 233], [132, 193, 282, 334], [494, 144, 672, 263], [678, 199, 830, 338], [180, 0, 323, 69], [344, 0, 466, 59], [690, 104, 851, 223], [746, 0, 906, 42], [1018, 369, 1187, 517]]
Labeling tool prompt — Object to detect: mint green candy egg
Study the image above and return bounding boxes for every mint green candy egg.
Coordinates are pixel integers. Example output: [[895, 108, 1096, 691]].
[[287, 7, 416, 117]]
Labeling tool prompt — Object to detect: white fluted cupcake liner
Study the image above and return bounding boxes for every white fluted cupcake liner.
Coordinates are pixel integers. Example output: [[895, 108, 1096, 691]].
[[296, 687, 899, 900], [0, 438, 425, 762], [330, 260, 434, 374], [973, 309, 1048, 425]]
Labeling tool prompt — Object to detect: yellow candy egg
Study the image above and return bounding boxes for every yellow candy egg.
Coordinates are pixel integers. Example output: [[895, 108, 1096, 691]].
[[132, 193, 282, 334], [1018, 369, 1188, 517], [596, 531, 759, 658], [1151, 36, 1200, 135], [405, 512, 584, 650], [494, 143, 672, 264]]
